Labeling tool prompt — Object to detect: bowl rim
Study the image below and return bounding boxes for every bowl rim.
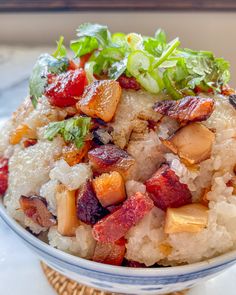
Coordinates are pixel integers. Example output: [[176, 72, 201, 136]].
[[1, 200, 236, 277]]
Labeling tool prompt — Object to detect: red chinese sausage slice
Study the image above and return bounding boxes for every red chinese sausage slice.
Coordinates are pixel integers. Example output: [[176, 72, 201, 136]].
[[92, 192, 154, 243], [45, 68, 87, 108], [153, 96, 214, 124], [117, 75, 141, 91], [19, 195, 56, 228], [23, 138, 38, 148], [76, 180, 109, 225], [145, 164, 192, 211], [0, 157, 8, 196], [92, 238, 126, 266], [88, 144, 135, 179]]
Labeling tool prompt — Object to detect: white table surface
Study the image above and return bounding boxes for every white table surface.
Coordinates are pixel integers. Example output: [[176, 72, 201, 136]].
[[0, 46, 236, 295]]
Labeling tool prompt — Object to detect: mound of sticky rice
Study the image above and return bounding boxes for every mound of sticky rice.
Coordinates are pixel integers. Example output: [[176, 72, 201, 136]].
[[1, 89, 236, 266], [2, 22, 236, 267]]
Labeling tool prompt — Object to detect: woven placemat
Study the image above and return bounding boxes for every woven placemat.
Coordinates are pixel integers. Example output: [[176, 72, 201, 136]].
[[41, 262, 188, 295]]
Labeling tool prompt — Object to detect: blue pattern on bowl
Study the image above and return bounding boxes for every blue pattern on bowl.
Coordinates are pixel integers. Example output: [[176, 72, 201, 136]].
[[0, 201, 236, 294]]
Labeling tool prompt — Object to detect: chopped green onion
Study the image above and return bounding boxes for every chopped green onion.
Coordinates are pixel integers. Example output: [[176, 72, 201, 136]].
[[137, 72, 160, 94], [127, 51, 152, 77], [154, 38, 180, 68], [126, 33, 143, 51], [163, 69, 182, 100], [52, 36, 67, 59], [85, 61, 96, 84]]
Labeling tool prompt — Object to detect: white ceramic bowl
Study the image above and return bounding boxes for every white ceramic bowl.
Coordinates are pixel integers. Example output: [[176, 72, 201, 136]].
[[0, 200, 236, 295]]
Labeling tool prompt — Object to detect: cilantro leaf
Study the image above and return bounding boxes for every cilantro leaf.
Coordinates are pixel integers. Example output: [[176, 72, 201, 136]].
[[29, 54, 69, 108], [70, 36, 98, 57], [31, 23, 231, 102], [44, 116, 91, 149], [90, 47, 125, 75], [154, 29, 167, 44], [108, 58, 127, 80], [76, 23, 112, 48], [143, 38, 164, 57], [52, 36, 67, 59]]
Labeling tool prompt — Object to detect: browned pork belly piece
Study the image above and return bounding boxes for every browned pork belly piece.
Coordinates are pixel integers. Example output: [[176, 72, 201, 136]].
[[153, 96, 214, 124], [77, 80, 122, 122], [88, 144, 135, 179], [19, 195, 56, 228]]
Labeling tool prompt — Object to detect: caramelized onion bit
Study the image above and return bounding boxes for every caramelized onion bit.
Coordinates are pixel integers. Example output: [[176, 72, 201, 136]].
[[19, 195, 56, 228], [153, 96, 214, 124], [62, 142, 90, 166]]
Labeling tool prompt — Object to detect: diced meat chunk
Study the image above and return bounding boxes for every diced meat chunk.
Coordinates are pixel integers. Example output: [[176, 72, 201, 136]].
[[9, 124, 36, 145], [0, 157, 8, 196], [62, 142, 90, 166], [0, 174, 8, 196], [76, 181, 109, 225], [153, 96, 214, 124], [23, 138, 38, 148], [77, 80, 121, 122], [222, 85, 236, 96], [19, 195, 56, 228], [0, 157, 8, 174], [93, 238, 126, 266], [45, 68, 87, 108], [88, 144, 135, 180], [117, 75, 141, 91], [145, 164, 192, 211], [162, 123, 215, 165], [92, 192, 154, 243], [56, 185, 80, 236], [164, 203, 209, 234], [92, 171, 126, 207], [229, 95, 236, 110]]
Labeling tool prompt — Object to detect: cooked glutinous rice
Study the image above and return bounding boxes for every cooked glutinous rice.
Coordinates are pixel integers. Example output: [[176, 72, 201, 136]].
[[1, 24, 236, 267]]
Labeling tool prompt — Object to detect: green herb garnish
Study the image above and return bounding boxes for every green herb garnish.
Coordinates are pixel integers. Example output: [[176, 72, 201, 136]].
[[52, 36, 67, 59], [29, 54, 69, 108], [69, 23, 230, 97], [30, 23, 231, 103], [44, 117, 91, 149]]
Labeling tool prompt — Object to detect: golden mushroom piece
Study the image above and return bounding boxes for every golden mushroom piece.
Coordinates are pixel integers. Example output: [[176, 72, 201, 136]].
[[162, 123, 215, 165], [164, 203, 209, 234]]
